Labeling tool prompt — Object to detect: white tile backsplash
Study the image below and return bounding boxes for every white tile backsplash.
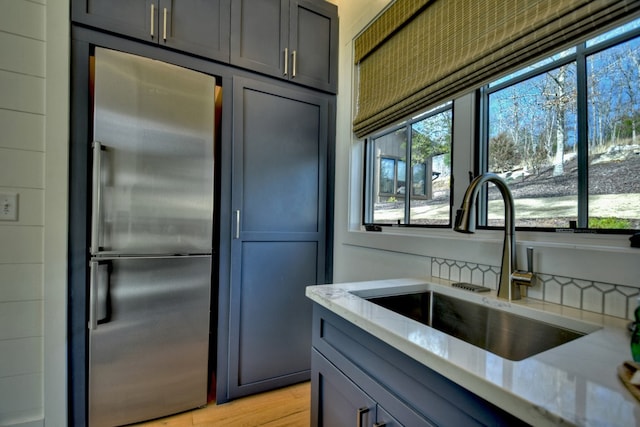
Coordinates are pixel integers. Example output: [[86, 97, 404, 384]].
[[432, 257, 640, 320], [543, 276, 563, 305], [582, 286, 604, 313], [604, 290, 629, 319]]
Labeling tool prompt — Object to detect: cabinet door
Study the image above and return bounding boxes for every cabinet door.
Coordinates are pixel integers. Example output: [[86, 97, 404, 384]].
[[289, 0, 338, 93], [72, 0, 154, 41], [160, 0, 231, 62], [227, 77, 329, 399], [230, 0, 288, 78], [312, 350, 376, 427], [230, 0, 338, 92]]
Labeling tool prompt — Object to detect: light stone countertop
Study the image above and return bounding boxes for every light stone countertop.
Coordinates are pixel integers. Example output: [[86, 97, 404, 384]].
[[306, 277, 639, 427]]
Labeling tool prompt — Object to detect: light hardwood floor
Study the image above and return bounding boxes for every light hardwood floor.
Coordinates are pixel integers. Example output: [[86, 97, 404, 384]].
[[134, 382, 311, 427]]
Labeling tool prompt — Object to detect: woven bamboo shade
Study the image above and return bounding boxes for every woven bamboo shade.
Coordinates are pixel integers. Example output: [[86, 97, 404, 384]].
[[353, 0, 640, 138]]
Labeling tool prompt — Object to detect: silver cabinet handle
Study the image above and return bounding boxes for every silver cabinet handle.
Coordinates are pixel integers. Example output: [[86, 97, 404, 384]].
[[357, 407, 369, 427], [292, 50, 297, 78], [235, 210, 240, 239], [373, 423, 386, 427], [150, 3, 155, 37], [283, 48, 289, 76], [90, 141, 103, 255], [163, 7, 167, 41], [89, 260, 98, 330]]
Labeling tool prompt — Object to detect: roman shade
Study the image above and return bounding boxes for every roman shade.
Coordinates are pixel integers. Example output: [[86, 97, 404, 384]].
[[353, 0, 640, 138]]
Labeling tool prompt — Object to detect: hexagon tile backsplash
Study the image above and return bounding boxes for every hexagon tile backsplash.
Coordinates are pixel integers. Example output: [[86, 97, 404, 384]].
[[431, 257, 639, 320]]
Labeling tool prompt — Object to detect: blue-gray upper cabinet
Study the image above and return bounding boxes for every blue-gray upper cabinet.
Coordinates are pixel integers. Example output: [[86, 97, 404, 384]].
[[230, 0, 338, 93], [71, 0, 231, 63]]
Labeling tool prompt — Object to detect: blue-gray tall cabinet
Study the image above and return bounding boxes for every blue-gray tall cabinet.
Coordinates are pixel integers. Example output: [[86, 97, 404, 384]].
[[225, 0, 337, 399], [68, 0, 337, 424]]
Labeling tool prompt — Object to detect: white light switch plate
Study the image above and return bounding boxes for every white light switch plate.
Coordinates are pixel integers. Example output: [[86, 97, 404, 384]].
[[0, 193, 18, 221]]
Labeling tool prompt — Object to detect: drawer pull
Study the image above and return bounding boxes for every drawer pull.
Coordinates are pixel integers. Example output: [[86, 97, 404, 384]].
[[357, 407, 369, 427]]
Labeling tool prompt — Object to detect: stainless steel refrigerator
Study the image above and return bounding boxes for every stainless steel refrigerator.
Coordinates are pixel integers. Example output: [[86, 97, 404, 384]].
[[88, 47, 215, 427]]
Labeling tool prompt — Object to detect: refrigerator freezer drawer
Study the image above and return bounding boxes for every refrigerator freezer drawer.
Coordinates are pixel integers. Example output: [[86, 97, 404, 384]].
[[89, 256, 211, 427]]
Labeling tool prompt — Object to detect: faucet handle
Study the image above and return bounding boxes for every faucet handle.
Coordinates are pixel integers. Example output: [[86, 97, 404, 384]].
[[512, 247, 535, 288], [512, 270, 534, 287]]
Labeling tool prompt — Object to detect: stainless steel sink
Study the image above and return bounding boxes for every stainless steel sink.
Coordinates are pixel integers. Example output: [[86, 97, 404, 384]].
[[367, 291, 587, 361]]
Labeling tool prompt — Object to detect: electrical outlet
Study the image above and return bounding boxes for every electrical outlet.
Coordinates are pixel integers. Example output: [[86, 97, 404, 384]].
[[0, 193, 18, 221]]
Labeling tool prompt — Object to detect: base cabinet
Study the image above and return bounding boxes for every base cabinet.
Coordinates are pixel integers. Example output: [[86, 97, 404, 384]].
[[311, 305, 529, 427], [312, 349, 409, 427]]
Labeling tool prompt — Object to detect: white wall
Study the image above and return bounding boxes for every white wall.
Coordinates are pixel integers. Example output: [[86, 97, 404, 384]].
[[0, 1, 46, 425], [0, 0, 68, 426], [332, 2, 640, 295], [43, 0, 70, 425]]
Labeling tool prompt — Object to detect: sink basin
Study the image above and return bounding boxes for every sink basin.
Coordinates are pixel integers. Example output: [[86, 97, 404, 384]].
[[367, 291, 587, 361]]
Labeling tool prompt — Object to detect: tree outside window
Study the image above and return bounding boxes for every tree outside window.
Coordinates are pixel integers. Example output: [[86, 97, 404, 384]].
[[485, 20, 640, 231]]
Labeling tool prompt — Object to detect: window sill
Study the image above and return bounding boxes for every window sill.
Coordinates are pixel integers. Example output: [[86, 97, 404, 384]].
[[342, 225, 638, 287]]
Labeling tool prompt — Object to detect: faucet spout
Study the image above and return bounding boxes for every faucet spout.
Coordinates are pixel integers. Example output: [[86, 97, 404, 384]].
[[454, 173, 521, 300]]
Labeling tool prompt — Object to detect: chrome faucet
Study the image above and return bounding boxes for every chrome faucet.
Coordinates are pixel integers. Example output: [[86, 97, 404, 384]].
[[453, 173, 533, 300]]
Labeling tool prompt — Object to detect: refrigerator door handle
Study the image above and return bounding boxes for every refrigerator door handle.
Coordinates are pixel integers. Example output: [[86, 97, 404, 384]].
[[89, 260, 98, 330], [89, 260, 112, 330], [91, 141, 103, 255]]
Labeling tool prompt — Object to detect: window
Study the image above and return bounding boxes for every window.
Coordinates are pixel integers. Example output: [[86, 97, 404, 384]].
[[483, 18, 640, 232], [365, 104, 452, 226], [379, 157, 400, 195]]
